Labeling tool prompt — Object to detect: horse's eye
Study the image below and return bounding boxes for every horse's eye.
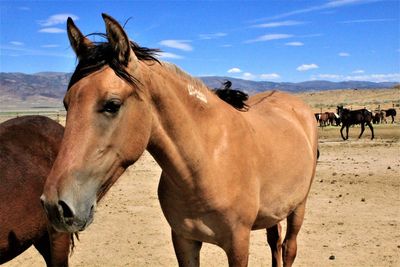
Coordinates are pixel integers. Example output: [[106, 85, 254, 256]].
[[102, 99, 121, 114]]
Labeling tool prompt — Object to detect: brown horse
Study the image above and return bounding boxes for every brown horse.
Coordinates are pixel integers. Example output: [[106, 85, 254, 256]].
[[41, 14, 318, 267], [0, 116, 72, 266]]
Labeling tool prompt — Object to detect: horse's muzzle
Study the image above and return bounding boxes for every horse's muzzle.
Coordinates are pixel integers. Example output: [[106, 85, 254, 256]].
[[40, 195, 95, 233]]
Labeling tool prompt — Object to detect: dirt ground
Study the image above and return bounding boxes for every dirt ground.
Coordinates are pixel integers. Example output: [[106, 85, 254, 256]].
[[4, 112, 400, 266]]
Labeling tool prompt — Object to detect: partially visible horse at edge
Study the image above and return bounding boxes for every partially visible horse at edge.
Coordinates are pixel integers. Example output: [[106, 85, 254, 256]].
[[337, 105, 374, 140], [40, 14, 318, 267], [0, 116, 72, 266]]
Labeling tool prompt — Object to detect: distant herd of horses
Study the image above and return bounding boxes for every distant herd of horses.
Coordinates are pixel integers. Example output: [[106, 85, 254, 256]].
[[315, 107, 397, 140], [0, 13, 397, 267], [316, 108, 397, 127]]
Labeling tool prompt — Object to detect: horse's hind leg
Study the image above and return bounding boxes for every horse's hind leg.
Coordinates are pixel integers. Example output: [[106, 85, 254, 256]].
[[172, 230, 202, 267], [282, 201, 307, 267], [267, 223, 283, 267]]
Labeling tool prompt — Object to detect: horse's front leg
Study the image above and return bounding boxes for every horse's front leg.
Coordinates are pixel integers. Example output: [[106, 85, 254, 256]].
[[340, 125, 347, 140], [222, 226, 251, 267], [358, 122, 365, 139], [172, 229, 202, 267]]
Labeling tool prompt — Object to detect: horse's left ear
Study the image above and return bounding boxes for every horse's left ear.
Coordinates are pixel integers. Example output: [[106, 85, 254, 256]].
[[67, 17, 93, 59], [102, 13, 131, 66]]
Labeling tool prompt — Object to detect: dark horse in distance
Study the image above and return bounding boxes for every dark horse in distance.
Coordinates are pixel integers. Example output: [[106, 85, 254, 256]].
[[0, 116, 72, 266], [337, 106, 374, 140], [384, 108, 397, 124]]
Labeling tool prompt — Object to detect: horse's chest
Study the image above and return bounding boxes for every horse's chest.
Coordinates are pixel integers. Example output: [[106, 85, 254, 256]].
[[157, 178, 236, 243]]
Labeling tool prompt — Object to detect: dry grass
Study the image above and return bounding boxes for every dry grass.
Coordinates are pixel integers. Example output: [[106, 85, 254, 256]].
[[295, 88, 400, 113]]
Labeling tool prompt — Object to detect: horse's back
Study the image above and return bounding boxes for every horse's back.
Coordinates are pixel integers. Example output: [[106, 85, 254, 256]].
[[248, 90, 317, 144], [0, 116, 64, 263]]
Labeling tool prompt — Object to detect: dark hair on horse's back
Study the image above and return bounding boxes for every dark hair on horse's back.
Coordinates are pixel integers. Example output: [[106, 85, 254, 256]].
[[213, 80, 249, 111], [68, 34, 160, 90]]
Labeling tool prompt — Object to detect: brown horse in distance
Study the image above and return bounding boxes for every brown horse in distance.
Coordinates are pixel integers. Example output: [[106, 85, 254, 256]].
[[41, 14, 318, 267], [0, 116, 71, 266]]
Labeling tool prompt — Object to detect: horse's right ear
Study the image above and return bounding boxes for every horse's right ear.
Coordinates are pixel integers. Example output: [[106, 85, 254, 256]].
[[67, 17, 93, 59]]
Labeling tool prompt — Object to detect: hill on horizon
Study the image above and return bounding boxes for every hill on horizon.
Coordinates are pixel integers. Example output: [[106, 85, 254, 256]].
[[0, 72, 398, 109]]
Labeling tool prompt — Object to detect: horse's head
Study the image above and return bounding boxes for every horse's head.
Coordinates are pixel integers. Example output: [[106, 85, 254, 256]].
[[41, 14, 156, 233], [337, 105, 344, 117]]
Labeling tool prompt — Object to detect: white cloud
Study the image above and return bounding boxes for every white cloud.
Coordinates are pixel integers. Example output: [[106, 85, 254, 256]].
[[315, 74, 342, 79], [245, 34, 293, 43], [254, 0, 371, 21], [39, 28, 65, 34], [352, 69, 365, 74], [0, 45, 74, 58], [346, 73, 400, 82], [159, 40, 193, 51], [312, 73, 400, 82], [260, 73, 281, 80], [339, 18, 396, 24], [227, 68, 242, 73], [285, 41, 304, 46], [199, 33, 227, 40], [39, 14, 78, 27], [159, 52, 183, 59], [297, 63, 319, 72], [10, 41, 24, 46], [338, 52, 350, 57], [41, 44, 60, 48], [253, 20, 305, 28], [242, 72, 256, 80]]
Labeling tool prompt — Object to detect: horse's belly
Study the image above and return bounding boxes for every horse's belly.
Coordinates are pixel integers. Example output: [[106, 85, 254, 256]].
[[252, 160, 315, 230]]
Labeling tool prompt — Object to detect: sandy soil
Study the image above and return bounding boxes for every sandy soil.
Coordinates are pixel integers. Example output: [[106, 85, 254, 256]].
[[3, 116, 400, 266]]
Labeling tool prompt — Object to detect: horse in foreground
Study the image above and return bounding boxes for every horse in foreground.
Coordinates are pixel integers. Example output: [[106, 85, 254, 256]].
[[337, 106, 374, 140], [41, 14, 318, 267], [0, 116, 72, 266]]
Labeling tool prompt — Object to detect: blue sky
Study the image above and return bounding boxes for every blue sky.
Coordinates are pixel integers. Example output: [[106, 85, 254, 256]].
[[0, 0, 399, 82]]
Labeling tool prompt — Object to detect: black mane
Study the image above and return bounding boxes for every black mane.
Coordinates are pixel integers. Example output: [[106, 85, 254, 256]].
[[213, 80, 249, 111], [68, 35, 160, 89]]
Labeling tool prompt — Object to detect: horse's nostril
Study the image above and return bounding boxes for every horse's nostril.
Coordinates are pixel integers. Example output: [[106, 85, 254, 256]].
[[58, 200, 74, 219]]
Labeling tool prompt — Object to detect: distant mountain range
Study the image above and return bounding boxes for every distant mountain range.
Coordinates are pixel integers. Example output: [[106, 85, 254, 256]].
[[1, 72, 398, 102]]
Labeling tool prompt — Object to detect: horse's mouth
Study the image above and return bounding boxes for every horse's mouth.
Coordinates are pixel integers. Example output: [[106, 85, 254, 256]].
[[51, 213, 94, 233], [42, 201, 95, 233]]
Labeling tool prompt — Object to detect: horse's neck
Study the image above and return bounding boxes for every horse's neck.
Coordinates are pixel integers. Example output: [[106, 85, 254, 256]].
[[145, 63, 218, 180]]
